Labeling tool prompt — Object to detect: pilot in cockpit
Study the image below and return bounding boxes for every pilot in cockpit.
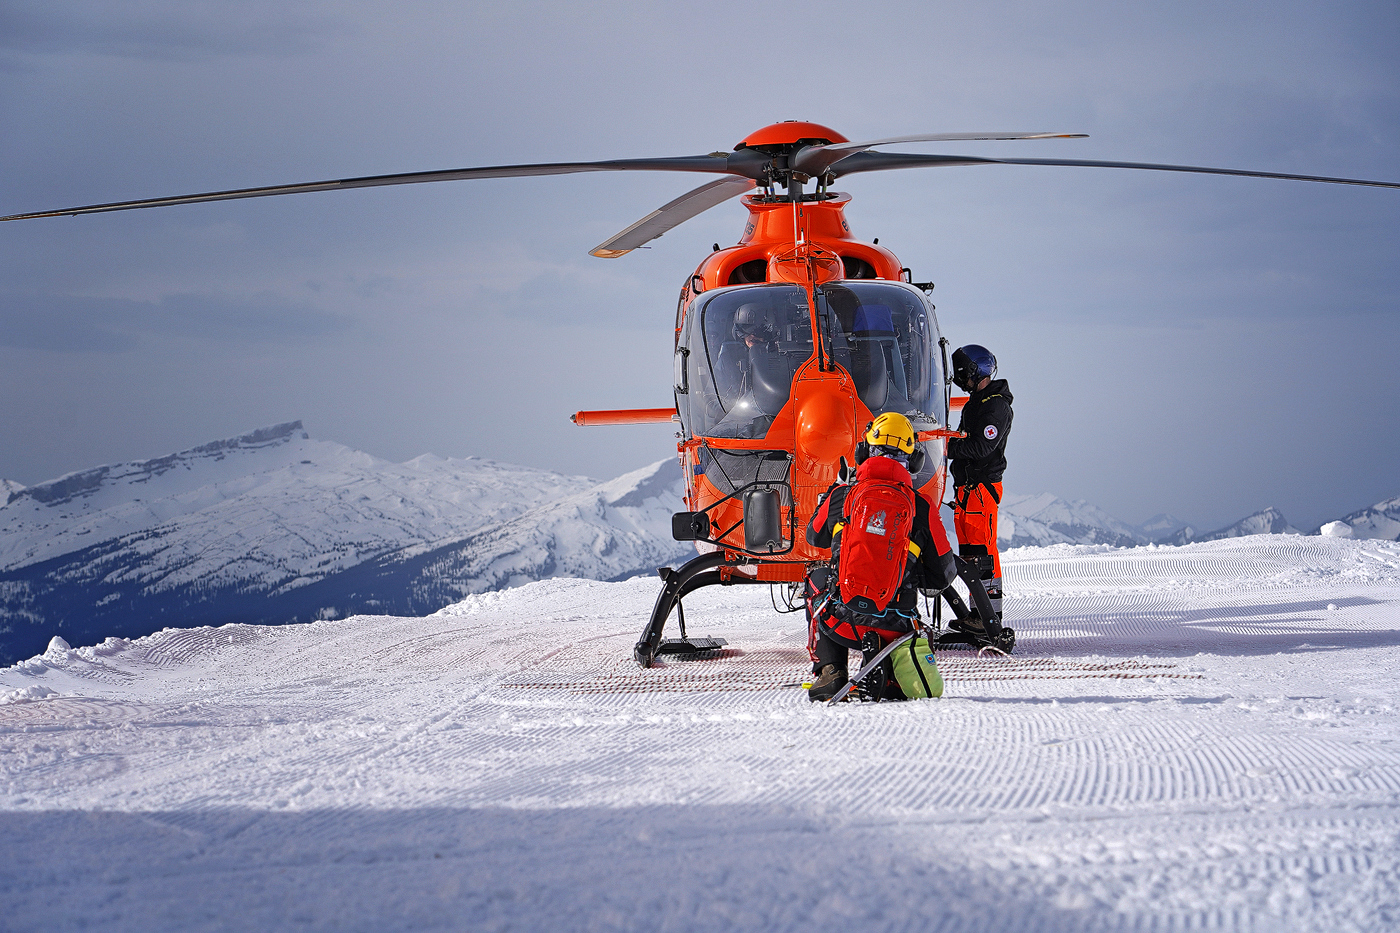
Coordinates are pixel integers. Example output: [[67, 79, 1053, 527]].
[[710, 301, 787, 439], [734, 303, 779, 350]]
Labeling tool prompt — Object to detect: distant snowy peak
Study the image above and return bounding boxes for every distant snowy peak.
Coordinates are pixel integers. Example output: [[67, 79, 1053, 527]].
[[994, 494, 1310, 549], [994, 491, 1396, 548], [0, 422, 683, 665], [1138, 513, 1192, 539], [1163, 507, 1300, 545], [1221, 507, 1301, 538], [1320, 495, 1400, 542], [605, 458, 685, 508], [9, 421, 310, 510], [2, 479, 23, 505], [0, 421, 596, 575], [393, 458, 692, 601], [998, 492, 1148, 548], [1156, 525, 1200, 546]]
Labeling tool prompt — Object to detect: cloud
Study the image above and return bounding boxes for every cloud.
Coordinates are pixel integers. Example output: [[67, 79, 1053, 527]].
[[0, 291, 352, 352], [0, 1, 351, 61], [466, 266, 665, 330]]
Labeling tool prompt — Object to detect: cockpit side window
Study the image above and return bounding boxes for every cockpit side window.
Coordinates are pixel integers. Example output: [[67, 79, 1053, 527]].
[[818, 283, 938, 427]]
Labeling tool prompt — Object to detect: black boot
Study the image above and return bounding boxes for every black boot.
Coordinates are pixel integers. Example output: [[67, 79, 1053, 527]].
[[856, 631, 898, 701], [942, 612, 1015, 653], [949, 614, 984, 634], [808, 664, 848, 702]]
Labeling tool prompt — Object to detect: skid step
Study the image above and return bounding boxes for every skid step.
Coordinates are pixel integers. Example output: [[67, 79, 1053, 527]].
[[656, 636, 728, 656]]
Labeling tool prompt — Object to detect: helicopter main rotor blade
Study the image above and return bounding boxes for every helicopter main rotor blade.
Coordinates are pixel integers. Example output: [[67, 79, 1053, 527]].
[[0, 154, 748, 222], [791, 131, 1087, 177], [591, 176, 757, 258], [830, 151, 1400, 189]]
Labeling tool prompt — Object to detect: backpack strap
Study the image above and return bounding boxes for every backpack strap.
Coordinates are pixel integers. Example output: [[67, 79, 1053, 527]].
[[908, 638, 934, 696]]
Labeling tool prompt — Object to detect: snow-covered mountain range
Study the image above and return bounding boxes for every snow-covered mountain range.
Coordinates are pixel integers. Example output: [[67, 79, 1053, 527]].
[[4, 421, 1395, 666], [0, 422, 691, 665], [1154, 506, 1303, 546], [1319, 496, 1400, 541], [997, 493, 1155, 548], [998, 496, 1399, 549]]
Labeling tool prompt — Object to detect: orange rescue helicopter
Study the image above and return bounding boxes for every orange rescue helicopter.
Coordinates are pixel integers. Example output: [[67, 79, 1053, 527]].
[[4, 120, 1398, 667]]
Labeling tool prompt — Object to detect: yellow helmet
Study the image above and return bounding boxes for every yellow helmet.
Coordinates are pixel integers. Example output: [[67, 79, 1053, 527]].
[[864, 412, 917, 455]]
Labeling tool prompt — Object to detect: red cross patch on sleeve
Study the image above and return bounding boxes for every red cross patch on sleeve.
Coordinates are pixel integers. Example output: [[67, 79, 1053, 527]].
[[983, 424, 998, 440]]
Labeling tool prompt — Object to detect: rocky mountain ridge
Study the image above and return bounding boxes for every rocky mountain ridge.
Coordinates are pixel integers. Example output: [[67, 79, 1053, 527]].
[[1317, 496, 1400, 541]]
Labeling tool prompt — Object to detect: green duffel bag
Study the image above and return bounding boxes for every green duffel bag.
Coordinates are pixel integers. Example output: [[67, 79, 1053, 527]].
[[891, 636, 943, 698]]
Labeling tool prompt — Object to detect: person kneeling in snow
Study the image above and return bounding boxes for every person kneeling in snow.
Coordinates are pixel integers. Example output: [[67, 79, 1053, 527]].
[[805, 413, 957, 702]]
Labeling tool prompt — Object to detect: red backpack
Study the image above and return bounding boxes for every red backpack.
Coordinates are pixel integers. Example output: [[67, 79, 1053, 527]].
[[836, 461, 916, 615]]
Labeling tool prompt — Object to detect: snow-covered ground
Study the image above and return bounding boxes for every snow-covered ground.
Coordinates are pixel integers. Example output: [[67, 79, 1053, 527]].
[[3, 535, 1400, 932]]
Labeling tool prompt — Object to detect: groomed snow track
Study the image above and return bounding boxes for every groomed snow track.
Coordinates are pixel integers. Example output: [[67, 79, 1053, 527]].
[[3, 536, 1400, 932]]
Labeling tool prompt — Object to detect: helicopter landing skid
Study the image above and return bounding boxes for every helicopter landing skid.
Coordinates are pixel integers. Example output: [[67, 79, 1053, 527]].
[[656, 636, 729, 657], [634, 552, 766, 667], [933, 559, 1016, 655], [934, 627, 1017, 654]]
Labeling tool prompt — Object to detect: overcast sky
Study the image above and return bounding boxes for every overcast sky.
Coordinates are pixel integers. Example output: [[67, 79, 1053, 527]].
[[2, 0, 1397, 532]]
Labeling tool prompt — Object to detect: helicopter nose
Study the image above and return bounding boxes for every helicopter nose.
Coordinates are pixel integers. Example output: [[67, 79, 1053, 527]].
[[795, 378, 856, 473]]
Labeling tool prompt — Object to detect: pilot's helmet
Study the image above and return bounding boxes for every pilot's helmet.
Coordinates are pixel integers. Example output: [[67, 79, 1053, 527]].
[[733, 303, 778, 343]]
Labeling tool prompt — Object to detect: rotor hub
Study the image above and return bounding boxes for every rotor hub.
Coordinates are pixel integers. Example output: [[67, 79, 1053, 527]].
[[735, 121, 848, 154]]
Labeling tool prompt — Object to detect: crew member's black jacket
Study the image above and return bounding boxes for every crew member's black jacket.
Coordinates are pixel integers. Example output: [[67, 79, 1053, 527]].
[[806, 456, 957, 611], [947, 379, 1013, 487]]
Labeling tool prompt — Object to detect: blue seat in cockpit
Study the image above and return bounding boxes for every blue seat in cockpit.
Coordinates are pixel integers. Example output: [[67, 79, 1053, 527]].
[[853, 303, 894, 335], [849, 303, 897, 410]]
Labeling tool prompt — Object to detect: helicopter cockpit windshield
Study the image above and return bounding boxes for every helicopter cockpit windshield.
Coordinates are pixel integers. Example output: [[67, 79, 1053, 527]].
[[683, 285, 813, 439], [818, 282, 940, 428], [676, 281, 943, 441]]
